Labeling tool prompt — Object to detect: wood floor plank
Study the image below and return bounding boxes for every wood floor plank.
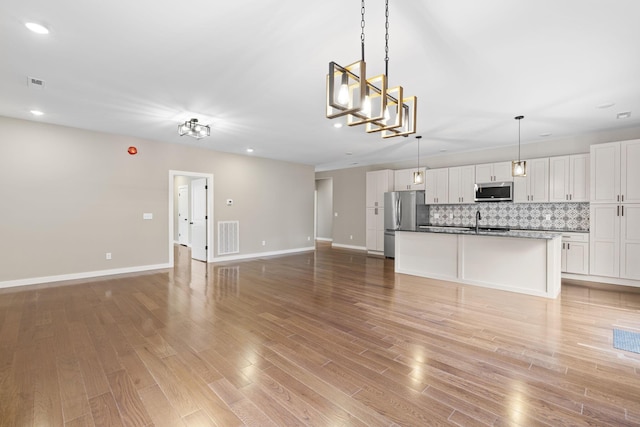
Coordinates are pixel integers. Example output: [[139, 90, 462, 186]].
[[88, 392, 124, 427], [106, 369, 152, 427]]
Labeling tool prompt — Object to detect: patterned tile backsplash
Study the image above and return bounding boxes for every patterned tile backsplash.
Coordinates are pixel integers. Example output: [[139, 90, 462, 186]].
[[428, 202, 589, 231]]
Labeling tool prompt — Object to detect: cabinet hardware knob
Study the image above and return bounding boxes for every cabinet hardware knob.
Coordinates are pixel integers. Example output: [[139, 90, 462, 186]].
[[622, 206, 624, 216], [617, 205, 620, 216]]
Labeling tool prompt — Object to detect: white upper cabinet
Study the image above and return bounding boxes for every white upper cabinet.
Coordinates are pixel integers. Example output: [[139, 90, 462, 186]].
[[549, 154, 590, 203], [366, 170, 394, 208], [513, 158, 549, 203], [622, 140, 640, 204], [448, 165, 476, 204], [394, 167, 426, 191], [475, 161, 513, 183], [425, 168, 449, 204], [590, 140, 640, 204]]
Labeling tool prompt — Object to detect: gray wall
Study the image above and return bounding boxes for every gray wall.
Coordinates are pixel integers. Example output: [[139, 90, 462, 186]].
[[315, 178, 333, 240], [0, 116, 315, 284], [316, 127, 640, 247]]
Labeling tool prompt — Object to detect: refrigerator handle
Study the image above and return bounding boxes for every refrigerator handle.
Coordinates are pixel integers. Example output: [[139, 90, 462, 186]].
[[396, 198, 401, 229]]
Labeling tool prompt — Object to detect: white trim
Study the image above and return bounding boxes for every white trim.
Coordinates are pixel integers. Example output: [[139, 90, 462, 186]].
[[315, 237, 333, 242], [332, 243, 367, 251], [562, 273, 640, 288], [169, 170, 215, 264], [0, 263, 172, 289], [211, 246, 315, 263]]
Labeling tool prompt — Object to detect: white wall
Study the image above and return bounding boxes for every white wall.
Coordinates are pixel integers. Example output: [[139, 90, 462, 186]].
[[0, 116, 315, 286]]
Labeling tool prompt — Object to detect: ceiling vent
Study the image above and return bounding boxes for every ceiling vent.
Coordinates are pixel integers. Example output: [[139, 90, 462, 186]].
[[27, 76, 45, 88]]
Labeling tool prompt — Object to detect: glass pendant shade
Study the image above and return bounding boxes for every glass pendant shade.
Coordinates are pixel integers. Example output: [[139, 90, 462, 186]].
[[512, 160, 527, 177], [326, 61, 366, 119], [413, 171, 423, 184]]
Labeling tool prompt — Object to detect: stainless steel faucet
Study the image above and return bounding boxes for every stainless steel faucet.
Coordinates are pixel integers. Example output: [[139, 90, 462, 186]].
[[475, 210, 482, 233]]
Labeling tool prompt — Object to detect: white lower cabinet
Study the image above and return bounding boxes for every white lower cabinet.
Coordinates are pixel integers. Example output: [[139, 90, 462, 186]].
[[561, 233, 589, 274], [366, 207, 385, 252], [590, 203, 640, 280]]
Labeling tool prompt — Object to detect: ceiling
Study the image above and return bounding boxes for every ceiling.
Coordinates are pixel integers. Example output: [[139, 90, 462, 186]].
[[2, 0, 640, 171]]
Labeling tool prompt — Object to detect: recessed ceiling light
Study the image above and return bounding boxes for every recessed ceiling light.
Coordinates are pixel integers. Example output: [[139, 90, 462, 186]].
[[30, 110, 44, 116], [596, 102, 615, 109], [25, 22, 49, 34], [350, 162, 359, 165], [617, 111, 632, 119], [539, 132, 552, 137], [439, 149, 447, 152], [345, 152, 352, 156], [333, 123, 343, 128], [246, 147, 254, 153]]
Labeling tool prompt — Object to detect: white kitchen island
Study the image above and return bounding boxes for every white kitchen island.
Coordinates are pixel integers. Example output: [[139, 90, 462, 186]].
[[395, 228, 562, 298]]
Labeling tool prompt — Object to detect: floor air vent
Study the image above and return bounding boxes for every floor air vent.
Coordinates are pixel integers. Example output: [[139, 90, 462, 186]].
[[218, 221, 239, 255]]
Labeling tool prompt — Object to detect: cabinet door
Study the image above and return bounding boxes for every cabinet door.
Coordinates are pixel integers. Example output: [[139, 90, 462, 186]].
[[565, 242, 589, 275], [366, 172, 378, 208], [460, 165, 476, 204], [620, 204, 640, 280], [590, 142, 620, 203], [394, 169, 411, 191], [493, 161, 514, 182], [448, 167, 462, 204], [425, 169, 439, 204], [561, 244, 567, 272], [435, 168, 449, 204], [366, 207, 385, 251], [621, 140, 640, 203], [529, 158, 549, 202], [589, 204, 620, 277], [475, 163, 493, 183], [549, 156, 570, 202], [513, 176, 528, 203], [569, 154, 590, 202]]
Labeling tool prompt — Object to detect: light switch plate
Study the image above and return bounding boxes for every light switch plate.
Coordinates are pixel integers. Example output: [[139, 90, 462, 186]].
[[143, 213, 153, 220]]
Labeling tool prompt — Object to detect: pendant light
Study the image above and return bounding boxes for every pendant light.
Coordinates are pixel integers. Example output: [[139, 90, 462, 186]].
[[413, 135, 423, 184], [512, 115, 526, 177]]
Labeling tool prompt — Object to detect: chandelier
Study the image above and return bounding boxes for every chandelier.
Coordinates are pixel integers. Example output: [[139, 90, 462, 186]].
[[178, 118, 210, 139], [326, 0, 417, 139]]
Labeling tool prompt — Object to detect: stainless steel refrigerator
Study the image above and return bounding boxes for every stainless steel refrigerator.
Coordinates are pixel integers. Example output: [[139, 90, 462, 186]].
[[384, 190, 428, 258]]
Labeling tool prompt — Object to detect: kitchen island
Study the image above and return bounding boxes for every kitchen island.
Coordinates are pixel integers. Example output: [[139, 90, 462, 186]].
[[395, 227, 562, 298]]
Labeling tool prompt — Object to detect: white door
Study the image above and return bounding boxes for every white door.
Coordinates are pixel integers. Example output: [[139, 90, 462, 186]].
[[191, 178, 208, 262], [178, 185, 189, 246]]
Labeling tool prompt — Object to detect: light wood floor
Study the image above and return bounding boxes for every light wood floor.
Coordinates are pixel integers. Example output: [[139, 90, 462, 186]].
[[1, 242, 640, 426]]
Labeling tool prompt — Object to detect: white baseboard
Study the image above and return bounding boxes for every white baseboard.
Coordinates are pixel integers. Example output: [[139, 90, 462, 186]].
[[211, 246, 316, 263], [562, 273, 640, 288], [315, 237, 333, 242], [331, 243, 367, 252], [0, 263, 173, 290]]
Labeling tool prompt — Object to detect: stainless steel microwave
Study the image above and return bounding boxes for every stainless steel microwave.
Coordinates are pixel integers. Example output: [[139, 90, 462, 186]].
[[474, 182, 513, 202]]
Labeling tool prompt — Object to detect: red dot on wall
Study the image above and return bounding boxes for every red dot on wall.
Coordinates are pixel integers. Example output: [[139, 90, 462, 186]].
[[127, 146, 138, 155]]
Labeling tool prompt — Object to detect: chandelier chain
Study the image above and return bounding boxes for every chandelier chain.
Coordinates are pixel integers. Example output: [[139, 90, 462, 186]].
[[384, 0, 390, 76], [360, 0, 366, 61]]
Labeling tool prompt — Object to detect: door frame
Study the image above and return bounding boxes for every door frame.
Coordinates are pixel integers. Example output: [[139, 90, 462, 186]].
[[169, 170, 214, 264], [177, 184, 190, 246]]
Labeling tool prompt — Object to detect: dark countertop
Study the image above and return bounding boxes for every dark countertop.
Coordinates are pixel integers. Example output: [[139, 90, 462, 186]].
[[411, 226, 562, 240]]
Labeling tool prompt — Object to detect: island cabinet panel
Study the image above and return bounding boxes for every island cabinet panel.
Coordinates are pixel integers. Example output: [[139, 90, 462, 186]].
[[395, 231, 561, 298]]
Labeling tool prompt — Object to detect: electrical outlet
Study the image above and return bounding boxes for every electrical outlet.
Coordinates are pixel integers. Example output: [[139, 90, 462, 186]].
[[334, 212, 338, 217], [350, 235, 353, 240], [106, 252, 112, 260], [449, 214, 453, 219], [307, 236, 311, 241], [545, 215, 551, 220], [261, 240, 266, 246], [434, 213, 439, 219]]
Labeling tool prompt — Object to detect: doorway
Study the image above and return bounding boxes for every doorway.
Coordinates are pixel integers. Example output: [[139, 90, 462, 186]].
[[168, 170, 214, 266], [315, 178, 333, 242]]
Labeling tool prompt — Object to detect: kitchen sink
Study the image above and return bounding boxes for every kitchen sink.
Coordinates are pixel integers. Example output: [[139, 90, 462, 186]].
[[470, 227, 510, 232]]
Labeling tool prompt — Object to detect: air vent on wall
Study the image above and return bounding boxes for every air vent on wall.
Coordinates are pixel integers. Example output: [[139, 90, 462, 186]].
[[27, 76, 45, 88], [218, 221, 239, 255]]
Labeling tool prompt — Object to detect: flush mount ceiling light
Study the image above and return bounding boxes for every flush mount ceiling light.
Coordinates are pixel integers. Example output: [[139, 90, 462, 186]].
[[25, 22, 49, 34], [177, 118, 210, 139], [325, 0, 416, 139], [30, 110, 44, 116], [617, 111, 632, 119], [413, 135, 423, 184], [512, 115, 527, 177]]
